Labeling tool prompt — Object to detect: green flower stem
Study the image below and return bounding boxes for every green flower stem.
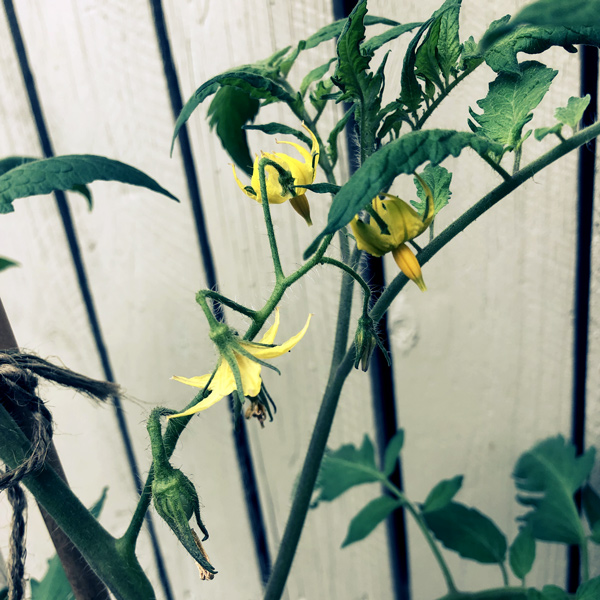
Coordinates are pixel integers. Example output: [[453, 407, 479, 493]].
[[415, 65, 479, 130], [146, 407, 175, 479], [371, 118, 600, 324], [196, 290, 221, 329], [481, 153, 511, 181], [382, 479, 458, 594], [0, 404, 155, 600], [319, 255, 370, 317], [197, 289, 258, 320], [258, 157, 286, 283], [263, 348, 356, 600]]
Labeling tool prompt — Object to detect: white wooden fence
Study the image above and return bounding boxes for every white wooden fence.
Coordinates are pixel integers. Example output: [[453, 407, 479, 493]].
[[0, 0, 598, 598]]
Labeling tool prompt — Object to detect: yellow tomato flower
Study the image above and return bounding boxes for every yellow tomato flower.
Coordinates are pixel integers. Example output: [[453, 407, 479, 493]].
[[351, 176, 434, 291], [231, 123, 319, 226], [169, 309, 311, 418]]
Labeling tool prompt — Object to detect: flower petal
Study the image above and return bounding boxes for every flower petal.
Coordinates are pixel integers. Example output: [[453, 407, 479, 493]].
[[167, 387, 227, 418], [231, 164, 257, 199], [380, 194, 429, 245], [235, 352, 263, 397], [350, 216, 393, 256], [392, 244, 427, 291], [289, 194, 312, 226], [242, 314, 312, 359], [258, 307, 280, 345], [171, 374, 212, 389], [251, 154, 292, 204], [276, 140, 312, 165]]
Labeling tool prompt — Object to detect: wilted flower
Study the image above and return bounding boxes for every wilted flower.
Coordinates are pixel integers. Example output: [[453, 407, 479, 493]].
[[232, 123, 319, 225]]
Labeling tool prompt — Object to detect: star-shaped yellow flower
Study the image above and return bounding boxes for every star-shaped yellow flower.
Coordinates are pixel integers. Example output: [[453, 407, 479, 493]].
[[232, 123, 319, 225], [170, 309, 311, 418], [351, 175, 434, 291]]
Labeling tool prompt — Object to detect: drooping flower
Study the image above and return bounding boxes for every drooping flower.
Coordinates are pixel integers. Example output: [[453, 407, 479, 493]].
[[169, 309, 311, 418], [232, 123, 319, 225], [351, 176, 434, 291]]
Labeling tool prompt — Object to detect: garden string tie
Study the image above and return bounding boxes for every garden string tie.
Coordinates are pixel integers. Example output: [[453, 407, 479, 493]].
[[0, 351, 119, 600]]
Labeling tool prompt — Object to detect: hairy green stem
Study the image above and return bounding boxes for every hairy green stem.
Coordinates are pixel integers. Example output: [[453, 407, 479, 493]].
[[198, 289, 258, 320], [263, 349, 356, 600], [320, 255, 370, 317], [382, 479, 457, 594], [0, 404, 155, 600], [481, 153, 511, 180]]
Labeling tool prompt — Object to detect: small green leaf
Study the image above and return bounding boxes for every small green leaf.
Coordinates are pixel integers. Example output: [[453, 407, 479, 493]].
[[513, 435, 595, 545], [534, 124, 563, 141], [423, 501, 507, 564], [383, 430, 405, 476], [483, 23, 600, 75], [313, 435, 381, 505], [0, 257, 19, 272], [555, 95, 591, 129], [342, 496, 404, 547], [304, 130, 501, 258], [539, 585, 568, 600], [208, 86, 260, 176], [576, 576, 600, 600], [300, 59, 336, 97], [0, 155, 177, 214], [582, 483, 600, 530], [243, 123, 312, 148], [303, 15, 400, 51], [328, 106, 355, 169], [411, 164, 452, 216], [469, 61, 557, 151], [458, 36, 484, 72], [172, 67, 296, 154], [422, 475, 463, 513], [400, 18, 433, 111], [300, 183, 341, 195], [415, 18, 444, 93], [436, 0, 462, 80], [509, 527, 536, 580], [361, 22, 422, 55]]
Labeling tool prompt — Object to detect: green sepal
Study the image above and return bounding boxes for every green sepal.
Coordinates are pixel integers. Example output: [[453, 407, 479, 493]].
[[423, 501, 507, 564], [304, 130, 501, 258], [0, 155, 176, 214]]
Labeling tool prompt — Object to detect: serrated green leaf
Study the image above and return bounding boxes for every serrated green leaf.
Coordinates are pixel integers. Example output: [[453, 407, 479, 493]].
[[539, 585, 568, 600], [300, 59, 336, 97], [422, 475, 463, 513], [304, 130, 501, 258], [342, 496, 404, 547], [509, 527, 536, 580], [328, 106, 355, 169], [313, 434, 381, 505], [310, 79, 335, 114], [423, 501, 507, 564], [0, 155, 177, 214], [172, 67, 296, 154], [400, 19, 433, 111], [513, 435, 595, 545], [556, 95, 591, 129], [484, 23, 600, 75], [437, 0, 462, 80], [416, 18, 443, 94], [469, 61, 557, 151], [361, 22, 422, 55], [0, 257, 19, 272], [30, 488, 107, 600], [576, 576, 600, 600], [534, 124, 563, 141], [332, 0, 372, 103], [411, 164, 452, 216], [482, 0, 600, 52], [383, 430, 404, 477], [207, 86, 259, 176], [458, 36, 484, 72], [303, 15, 400, 51], [582, 483, 600, 530], [243, 123, 312, 148]]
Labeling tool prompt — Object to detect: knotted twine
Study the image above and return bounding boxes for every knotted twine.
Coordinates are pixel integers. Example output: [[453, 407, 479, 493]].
[[0, 351, 119, 600]]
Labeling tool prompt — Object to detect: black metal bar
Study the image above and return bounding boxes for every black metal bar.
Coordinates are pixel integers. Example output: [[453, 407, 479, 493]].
[[567, 44, 598, 594], [147, 0, 272, 584], [2, 2, 175, 598], [331, 1, 411, 598]]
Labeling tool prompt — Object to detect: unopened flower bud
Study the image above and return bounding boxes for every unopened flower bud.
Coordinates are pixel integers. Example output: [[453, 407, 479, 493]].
[[354, 317, 378, 372]]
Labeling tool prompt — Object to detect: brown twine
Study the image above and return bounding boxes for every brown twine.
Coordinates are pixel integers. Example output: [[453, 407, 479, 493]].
[[0, 351, 120, 599]]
